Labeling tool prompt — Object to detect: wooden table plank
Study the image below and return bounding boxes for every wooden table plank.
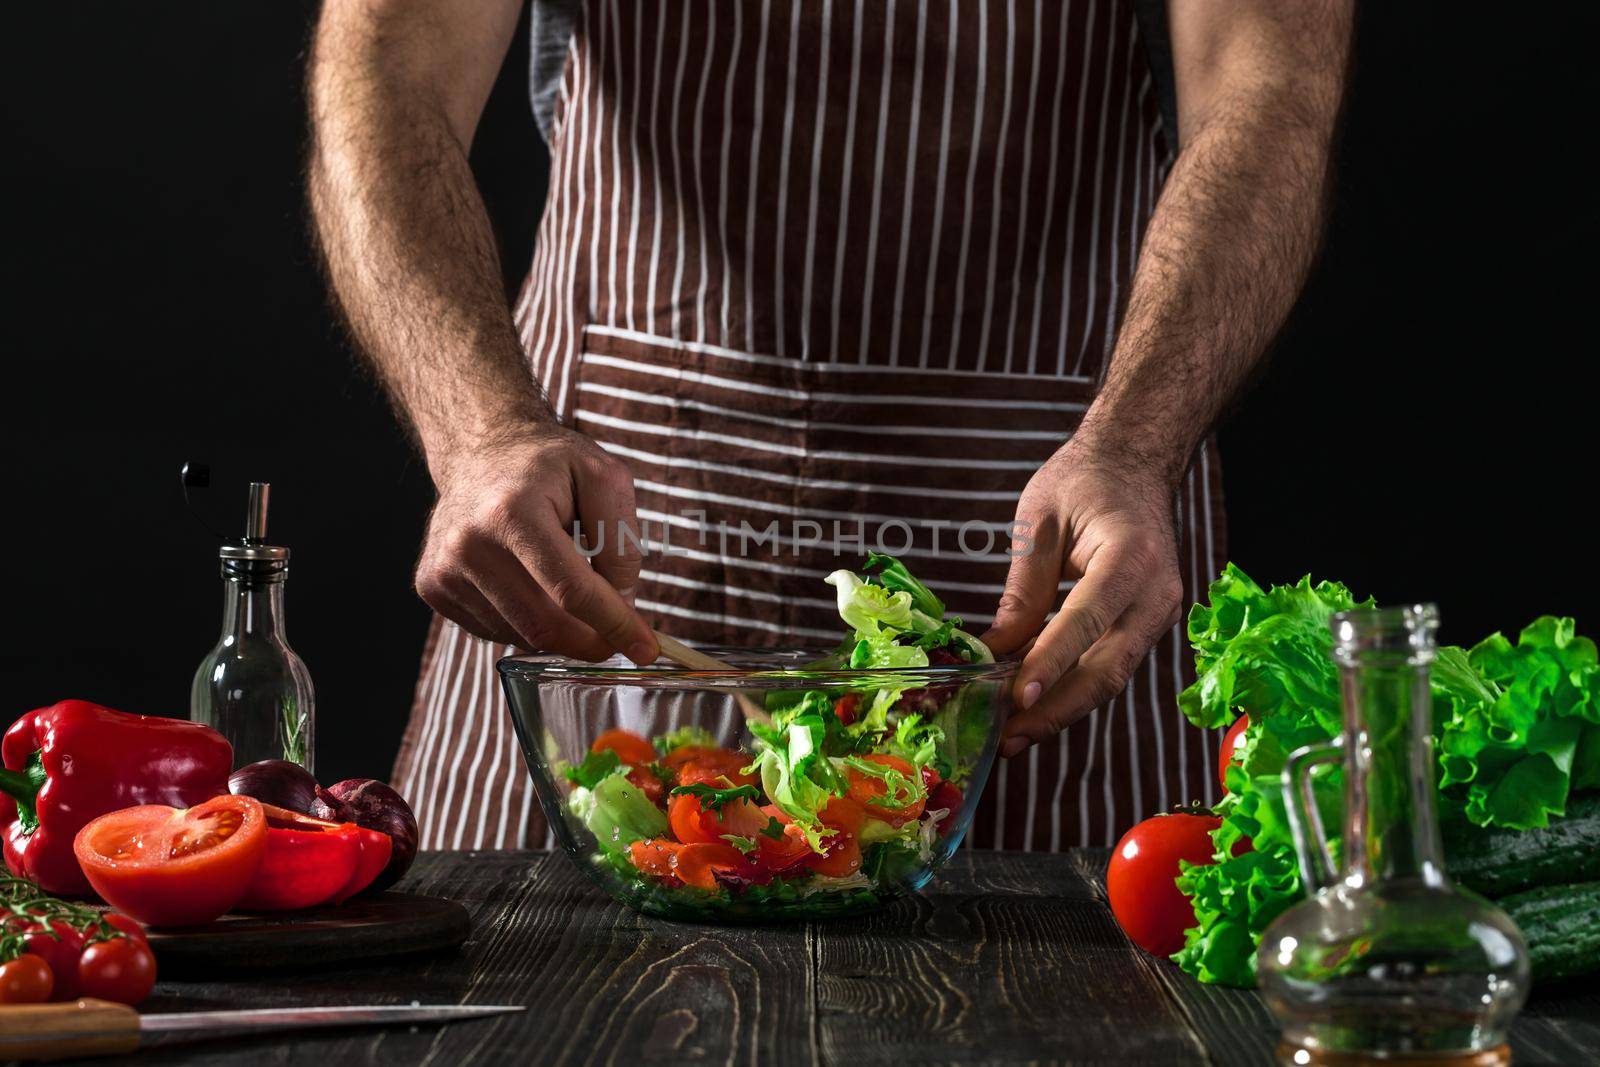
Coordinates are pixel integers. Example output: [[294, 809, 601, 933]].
[[1071, 850, 1278, 1067], [23, 849, 1594, 1067], [814, 851, 1209, 1066], [126, 851, 815, 1067]]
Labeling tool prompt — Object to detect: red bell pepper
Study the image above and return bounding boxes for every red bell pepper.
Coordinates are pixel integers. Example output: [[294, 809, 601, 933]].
[[236, 804, 391, 911], [0, 700, 233, 895]]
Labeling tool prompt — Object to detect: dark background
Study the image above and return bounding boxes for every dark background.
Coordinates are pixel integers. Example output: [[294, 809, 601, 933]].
[[3, 3, 1593, 786]]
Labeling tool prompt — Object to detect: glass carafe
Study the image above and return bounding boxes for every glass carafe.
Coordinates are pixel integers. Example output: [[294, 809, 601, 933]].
[[189, 482, 315, 771], [1258, 605, 1528, 1066]]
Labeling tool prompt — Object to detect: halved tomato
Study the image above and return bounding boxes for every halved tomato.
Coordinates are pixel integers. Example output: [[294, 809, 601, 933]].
[[74, 795, 267, 926], [591, 729, 656, 767], [845, 754, 926, 823]]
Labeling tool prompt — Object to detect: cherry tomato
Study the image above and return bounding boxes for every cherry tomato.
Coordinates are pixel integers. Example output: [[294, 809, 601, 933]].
[[1219, 716, 1249, 793], [78, 936, 157, 1006], [845, 754, 926, 823], [591, 729, 656, 767], [668, 791, 767, 845], [1107, 812, 1220, 957], [74, 794, 267, 926], [101, 914, 149, 945], [16, 918, 85, 1000], [0, 954, 53, 1004], [833, 693, 860, 725]]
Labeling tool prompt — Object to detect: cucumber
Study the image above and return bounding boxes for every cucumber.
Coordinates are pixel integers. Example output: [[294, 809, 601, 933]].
[[1444, 791, 1600, 897], [1497, 881, 1600, 982]]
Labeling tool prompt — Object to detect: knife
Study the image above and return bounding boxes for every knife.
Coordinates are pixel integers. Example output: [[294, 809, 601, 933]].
[[0, 998, 524, 1061]]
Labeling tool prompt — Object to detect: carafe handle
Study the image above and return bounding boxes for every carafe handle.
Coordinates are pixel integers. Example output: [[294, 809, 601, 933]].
[[1282, 738, 1343, 893]]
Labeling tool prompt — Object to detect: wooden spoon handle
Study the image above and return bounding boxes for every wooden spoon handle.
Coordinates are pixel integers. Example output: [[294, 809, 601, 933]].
[[650, 631, 774, 727], [652, 631, 739, 672], [0, 999, 142, 1060]]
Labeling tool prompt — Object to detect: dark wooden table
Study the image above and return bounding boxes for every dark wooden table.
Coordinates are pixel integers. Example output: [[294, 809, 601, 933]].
[[59, 850, 1600, 1065]]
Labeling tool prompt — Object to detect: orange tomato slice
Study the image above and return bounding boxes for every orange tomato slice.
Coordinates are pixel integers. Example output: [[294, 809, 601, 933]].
[[591, 729, 657, 767], [629, 838, 684, 880], [845, 753, 926, 823], [667, 748, 759, 790], [755, 805, 813, 871], [668, 790, 767, 845], [673, 843, 746, 890]]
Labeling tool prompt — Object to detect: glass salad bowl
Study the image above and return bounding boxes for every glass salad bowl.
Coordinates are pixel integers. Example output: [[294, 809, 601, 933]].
[[498, 648, 1015, 921]]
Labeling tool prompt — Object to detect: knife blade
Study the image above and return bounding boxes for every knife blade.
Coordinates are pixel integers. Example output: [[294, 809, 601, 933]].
[[0, 998, 523, 1061], [142, 1002, 523, 1032]]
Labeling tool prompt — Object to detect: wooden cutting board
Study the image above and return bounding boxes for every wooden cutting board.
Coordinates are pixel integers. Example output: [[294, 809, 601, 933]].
[[144, 891, 471, 978]]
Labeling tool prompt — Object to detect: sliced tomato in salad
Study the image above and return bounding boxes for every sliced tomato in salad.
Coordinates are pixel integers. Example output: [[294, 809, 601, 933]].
[[628, 765, 668, 806], [668, 790, 768, 845], [673, 843, 748, 890], [591, 729, 657, 767], [664, 747, 759, 790], [804, 796, 867, 877], [845, 753, 927, 824], [832, 693, 861, 725], [755, 805, 814, 872], [629, 838, 684, 881]]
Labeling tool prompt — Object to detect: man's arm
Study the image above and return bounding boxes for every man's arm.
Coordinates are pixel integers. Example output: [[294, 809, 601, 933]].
[[308, 0, 657, 665], [986, 1, 1352, 754]]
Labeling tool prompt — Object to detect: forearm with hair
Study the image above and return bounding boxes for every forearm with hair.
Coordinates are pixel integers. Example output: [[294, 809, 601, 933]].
[[1078, 36, 1348, 484], [307, 27, 549, 472]]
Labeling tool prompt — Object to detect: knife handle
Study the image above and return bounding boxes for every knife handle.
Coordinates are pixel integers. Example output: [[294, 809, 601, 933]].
[[0, 998, 141, 1061]]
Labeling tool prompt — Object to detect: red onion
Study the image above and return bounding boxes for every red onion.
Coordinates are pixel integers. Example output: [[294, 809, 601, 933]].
[[311, 779, 419, 892], [229, 760, 320, 814]]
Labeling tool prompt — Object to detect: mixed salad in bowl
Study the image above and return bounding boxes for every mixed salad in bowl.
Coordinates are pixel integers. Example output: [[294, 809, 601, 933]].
[[501, 554, 1014, 920]]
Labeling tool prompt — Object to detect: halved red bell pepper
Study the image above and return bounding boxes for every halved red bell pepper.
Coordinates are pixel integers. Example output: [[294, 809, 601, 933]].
[[0, 700, 233, 895], [236, 804, 390, 911]]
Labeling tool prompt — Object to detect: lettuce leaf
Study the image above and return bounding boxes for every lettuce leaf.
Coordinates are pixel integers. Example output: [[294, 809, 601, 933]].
[[864, 551, 947, 619], [1440, 616, 1600, 829], [1180, 564, 1369, 735]]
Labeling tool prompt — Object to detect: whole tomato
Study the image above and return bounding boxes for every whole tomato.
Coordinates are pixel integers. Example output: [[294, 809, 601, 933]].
[[0, 954, 54, 1004], [1218, 716, 1249, 793], [78, 937, 157, 1006], [1107, 811, 1221, 957], [17, 919, 87, 1000]]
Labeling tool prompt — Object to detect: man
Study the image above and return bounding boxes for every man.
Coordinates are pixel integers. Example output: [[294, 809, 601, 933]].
[[309, 0, 1349, 850]]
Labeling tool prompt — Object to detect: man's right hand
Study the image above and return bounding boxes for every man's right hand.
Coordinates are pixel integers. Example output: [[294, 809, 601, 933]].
[[414, 423, 659, 665]]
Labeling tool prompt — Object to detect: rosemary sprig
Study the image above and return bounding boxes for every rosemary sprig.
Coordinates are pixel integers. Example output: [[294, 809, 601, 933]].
[[0, 874, 126, 962]]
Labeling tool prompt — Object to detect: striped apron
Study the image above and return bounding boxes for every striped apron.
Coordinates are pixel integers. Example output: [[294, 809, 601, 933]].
[[393, 0, 1229, 852]]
